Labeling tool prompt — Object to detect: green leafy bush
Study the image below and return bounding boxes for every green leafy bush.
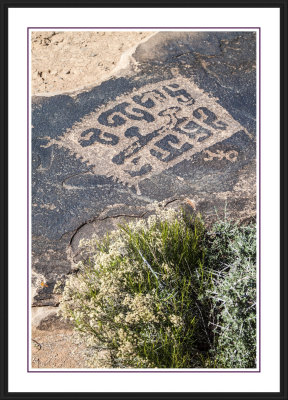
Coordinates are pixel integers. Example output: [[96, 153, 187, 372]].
[[59, 206, 256, 369], [204, 220, 257, 368]]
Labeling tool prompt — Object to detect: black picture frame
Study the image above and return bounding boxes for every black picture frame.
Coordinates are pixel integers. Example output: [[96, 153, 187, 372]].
[[1, 1, 287, 399]]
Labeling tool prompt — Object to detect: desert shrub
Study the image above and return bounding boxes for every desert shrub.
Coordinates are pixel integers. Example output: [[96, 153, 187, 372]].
[[59, 206, 256, 369], [204, 220, 257, 368], [60, 206, 212, 368]]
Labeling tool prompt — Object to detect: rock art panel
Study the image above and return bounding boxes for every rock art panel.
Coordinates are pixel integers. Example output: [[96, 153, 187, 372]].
[[43, 76, 251, 195], [31, 31, 256, 313]]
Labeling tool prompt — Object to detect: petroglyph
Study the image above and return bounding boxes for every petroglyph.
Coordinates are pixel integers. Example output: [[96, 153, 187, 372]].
[[204, 149, 238, 162], [43, 76, 248, 193]]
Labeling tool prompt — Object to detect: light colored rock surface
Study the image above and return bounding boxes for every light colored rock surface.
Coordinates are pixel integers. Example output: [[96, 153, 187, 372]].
[[31, 31, 156, 95], [32, 306, 72, 330], [32, 306, 57, 328]]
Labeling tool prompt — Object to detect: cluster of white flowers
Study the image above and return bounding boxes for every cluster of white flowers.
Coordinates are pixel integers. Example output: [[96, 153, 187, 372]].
[[123, 293, 160, 325], [147, 206, 179, 228], [59, 206, 195, 368], [161, 263, 173, 280], [87, 349, 113, 369], [169, 314, 184, 328]]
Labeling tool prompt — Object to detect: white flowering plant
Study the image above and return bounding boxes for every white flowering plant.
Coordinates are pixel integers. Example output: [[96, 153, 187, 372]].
[[59, 206, 256, 369]]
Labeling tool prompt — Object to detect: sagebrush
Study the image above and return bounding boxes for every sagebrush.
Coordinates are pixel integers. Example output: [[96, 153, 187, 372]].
[[59, 205, 256, 369]]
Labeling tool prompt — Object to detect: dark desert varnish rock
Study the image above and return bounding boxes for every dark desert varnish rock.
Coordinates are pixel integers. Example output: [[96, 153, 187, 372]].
[[31, 31, 256, 311]]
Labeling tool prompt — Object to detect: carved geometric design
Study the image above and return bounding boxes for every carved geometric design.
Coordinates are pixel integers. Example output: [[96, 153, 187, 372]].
[[44, 77, 248, 193]]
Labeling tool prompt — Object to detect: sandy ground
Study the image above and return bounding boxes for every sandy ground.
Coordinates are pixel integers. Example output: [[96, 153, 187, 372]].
[[31, 30, 157, 369], [31, 328, 87, 369], [31, 31, 155, 96]]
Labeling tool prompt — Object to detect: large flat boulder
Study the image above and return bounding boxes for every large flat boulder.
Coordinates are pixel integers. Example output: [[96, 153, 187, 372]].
[[32, 31, 256, 311]]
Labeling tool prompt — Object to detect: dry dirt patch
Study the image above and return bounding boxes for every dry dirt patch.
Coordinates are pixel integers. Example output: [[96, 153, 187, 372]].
[[31, 30, 155, 95], [31, 328, 87, 369]]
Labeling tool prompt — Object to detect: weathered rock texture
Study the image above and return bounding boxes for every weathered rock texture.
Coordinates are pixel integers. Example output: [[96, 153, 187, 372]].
[[31, 31, 155, 95], [32, 31, 256, 315]]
